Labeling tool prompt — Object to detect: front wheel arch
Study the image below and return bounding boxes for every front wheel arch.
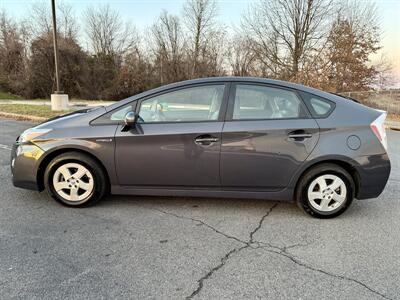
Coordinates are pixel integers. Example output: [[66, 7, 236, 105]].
[[37, 148, 110, 192]]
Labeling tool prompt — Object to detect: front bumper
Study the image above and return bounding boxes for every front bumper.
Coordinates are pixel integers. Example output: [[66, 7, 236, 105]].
[[355, 153, 391, 200], [11, 142, 45, 191]]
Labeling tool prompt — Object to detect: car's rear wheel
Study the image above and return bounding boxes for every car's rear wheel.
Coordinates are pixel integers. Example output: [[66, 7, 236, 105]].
[[296, 164, 354, 218], [44, 152, 107, 207]]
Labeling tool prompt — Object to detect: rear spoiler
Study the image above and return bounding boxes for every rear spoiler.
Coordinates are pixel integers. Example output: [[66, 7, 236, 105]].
[[330, 92, 360, 103]]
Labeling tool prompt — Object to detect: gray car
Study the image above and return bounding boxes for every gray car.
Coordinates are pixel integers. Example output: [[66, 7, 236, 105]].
[[11, 77, 391, 218]]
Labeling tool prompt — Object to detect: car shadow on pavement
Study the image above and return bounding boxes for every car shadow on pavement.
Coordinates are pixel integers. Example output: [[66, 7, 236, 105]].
[[11, 186, 379, 220], [98, 194, 295, 213]]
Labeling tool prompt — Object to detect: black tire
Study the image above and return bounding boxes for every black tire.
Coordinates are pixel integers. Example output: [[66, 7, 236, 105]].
[[295, 163, 355, 219], [44, 152, 107, 207]]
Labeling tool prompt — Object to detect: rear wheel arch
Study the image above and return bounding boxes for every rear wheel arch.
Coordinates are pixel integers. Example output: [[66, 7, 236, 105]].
[[294, 159, 360, 198], [37, 148, 110, 192]]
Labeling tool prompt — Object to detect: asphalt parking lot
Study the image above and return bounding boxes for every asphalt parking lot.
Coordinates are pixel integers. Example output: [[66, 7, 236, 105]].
[[0, 118, 399, 300]]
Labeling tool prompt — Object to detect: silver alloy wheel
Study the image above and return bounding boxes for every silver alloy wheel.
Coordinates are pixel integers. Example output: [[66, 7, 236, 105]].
[[307, 174, 347, 212], [52, 162, 94, 202]]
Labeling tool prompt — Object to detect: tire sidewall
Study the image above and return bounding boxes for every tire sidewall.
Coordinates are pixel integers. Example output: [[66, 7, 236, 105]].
[[298, 167, 354, 218], [44, 154, 105, 207]]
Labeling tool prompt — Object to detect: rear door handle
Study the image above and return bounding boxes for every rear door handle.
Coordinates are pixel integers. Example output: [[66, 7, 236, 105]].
[[195, 135, 219, 146], [288, 133, 313, 139], [288, 130, 313, 141]]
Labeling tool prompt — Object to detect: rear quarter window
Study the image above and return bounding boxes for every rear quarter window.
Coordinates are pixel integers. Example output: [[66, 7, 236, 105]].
[[299, 91, 335, 118]]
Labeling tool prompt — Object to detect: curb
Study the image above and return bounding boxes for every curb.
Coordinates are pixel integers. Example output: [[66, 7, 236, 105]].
[[1, 100, 115, 107], [0, 112, 47, 123], [385, 122, 400, 132]]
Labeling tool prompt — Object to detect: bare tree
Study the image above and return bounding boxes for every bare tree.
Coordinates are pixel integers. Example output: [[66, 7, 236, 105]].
[[29, 2, 52, 35], [151, 10, 187, 84], [373, 54, 393, 90], [227, 34, 256, 76], [0, 9, 27, 94], [84, 4, 138, 57], [113, 48, 156, 99], [28, 33, 89, 98], [183, 0, 220, 77], [58, 2, 79, 39], [202, 29, 227, 77], [28, 1, 78, 40], [242, 0, 333, 81]]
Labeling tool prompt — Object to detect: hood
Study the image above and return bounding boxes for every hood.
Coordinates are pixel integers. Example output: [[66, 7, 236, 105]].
[[36, 106, 107, 129]]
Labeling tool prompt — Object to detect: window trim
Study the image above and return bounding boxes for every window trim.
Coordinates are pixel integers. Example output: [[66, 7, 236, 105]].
[[225, 82, 311, 122], [90, 82, 231, 126]]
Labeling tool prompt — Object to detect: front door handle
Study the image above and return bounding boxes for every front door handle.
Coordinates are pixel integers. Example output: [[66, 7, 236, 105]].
[[195, 135, 219, 146]]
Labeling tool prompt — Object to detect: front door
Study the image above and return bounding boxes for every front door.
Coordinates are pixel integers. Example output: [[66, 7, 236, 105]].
[[115, 84, 228, 187], [221, 83, 319, 191]]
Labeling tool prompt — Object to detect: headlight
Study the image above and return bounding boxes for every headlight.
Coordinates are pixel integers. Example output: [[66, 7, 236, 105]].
[[18, 128, 52, 143]]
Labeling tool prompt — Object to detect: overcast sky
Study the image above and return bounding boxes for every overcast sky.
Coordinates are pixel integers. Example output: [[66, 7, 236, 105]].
[[2, 0, 400, 85]]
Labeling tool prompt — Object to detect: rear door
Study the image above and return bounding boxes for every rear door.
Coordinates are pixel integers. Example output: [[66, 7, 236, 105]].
[[220, 83, 319, 191], [114, 83, 229, 187]]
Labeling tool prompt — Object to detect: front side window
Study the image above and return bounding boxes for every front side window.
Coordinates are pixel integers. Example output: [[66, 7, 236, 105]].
[[91, 103, 136, 125], [138, 85, 225, 123], [110, 105, 132, 121], [232, 84, 308, 120]]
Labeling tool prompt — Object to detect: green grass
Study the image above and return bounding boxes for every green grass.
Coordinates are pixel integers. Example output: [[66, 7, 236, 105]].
[[0, 91, 23, 100], [0, 104, 73, 118]]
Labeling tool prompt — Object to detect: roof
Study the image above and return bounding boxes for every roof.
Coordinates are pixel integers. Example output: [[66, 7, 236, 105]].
[[106, 76, 356, 112]]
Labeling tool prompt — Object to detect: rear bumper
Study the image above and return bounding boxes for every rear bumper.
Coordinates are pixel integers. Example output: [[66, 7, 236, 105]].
[[355, 153, 391, 200], [11, 142, 44, 191]]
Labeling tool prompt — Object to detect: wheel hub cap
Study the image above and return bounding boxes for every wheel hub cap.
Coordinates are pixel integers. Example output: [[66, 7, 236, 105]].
[[307, 174, 347, 212], [53, 163, 94, 202]]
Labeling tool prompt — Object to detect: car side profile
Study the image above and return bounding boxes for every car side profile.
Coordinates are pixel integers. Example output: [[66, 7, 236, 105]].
[[11, 77, 391, 218]]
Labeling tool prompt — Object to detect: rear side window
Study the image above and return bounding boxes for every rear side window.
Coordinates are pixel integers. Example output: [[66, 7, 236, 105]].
[[299, 92, 335, 118], [232, 84, 308, 120]]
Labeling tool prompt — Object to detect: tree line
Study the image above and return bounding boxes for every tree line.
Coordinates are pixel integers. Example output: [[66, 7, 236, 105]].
[[0, 0, 390, 100]]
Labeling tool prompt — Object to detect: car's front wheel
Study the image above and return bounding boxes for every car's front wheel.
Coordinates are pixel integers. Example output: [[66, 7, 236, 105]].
[[44, 152, 107, 207], [296, 164, 355, 218]]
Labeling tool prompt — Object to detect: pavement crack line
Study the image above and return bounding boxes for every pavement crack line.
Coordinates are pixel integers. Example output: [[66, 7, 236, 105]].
[[258, 246, 393, 300], [151, 203, 280, 299], [249, 203, 278, 243], [153, 204, 392, 300], [152, 208, 247, 244], [257, 241, 314, 253], [186, 245, 247, 300]]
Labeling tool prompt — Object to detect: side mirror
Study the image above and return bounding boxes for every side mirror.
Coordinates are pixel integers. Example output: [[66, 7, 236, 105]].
[[124, 111, 137, 128]]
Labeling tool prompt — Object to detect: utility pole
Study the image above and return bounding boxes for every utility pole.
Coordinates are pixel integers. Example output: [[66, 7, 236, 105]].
[[50, 0, 69, 111], [51, 0, 60, 93]]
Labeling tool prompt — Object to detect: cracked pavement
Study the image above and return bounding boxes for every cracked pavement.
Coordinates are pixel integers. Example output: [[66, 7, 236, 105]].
[[1, 118, 400, 299]]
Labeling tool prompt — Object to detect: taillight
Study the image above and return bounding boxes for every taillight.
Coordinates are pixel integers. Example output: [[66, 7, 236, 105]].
[[370, 111, 387, 150]]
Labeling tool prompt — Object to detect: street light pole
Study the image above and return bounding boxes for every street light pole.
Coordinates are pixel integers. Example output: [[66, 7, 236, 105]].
[[51, 0, 60, 93], [50, 0, 69, 111]]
